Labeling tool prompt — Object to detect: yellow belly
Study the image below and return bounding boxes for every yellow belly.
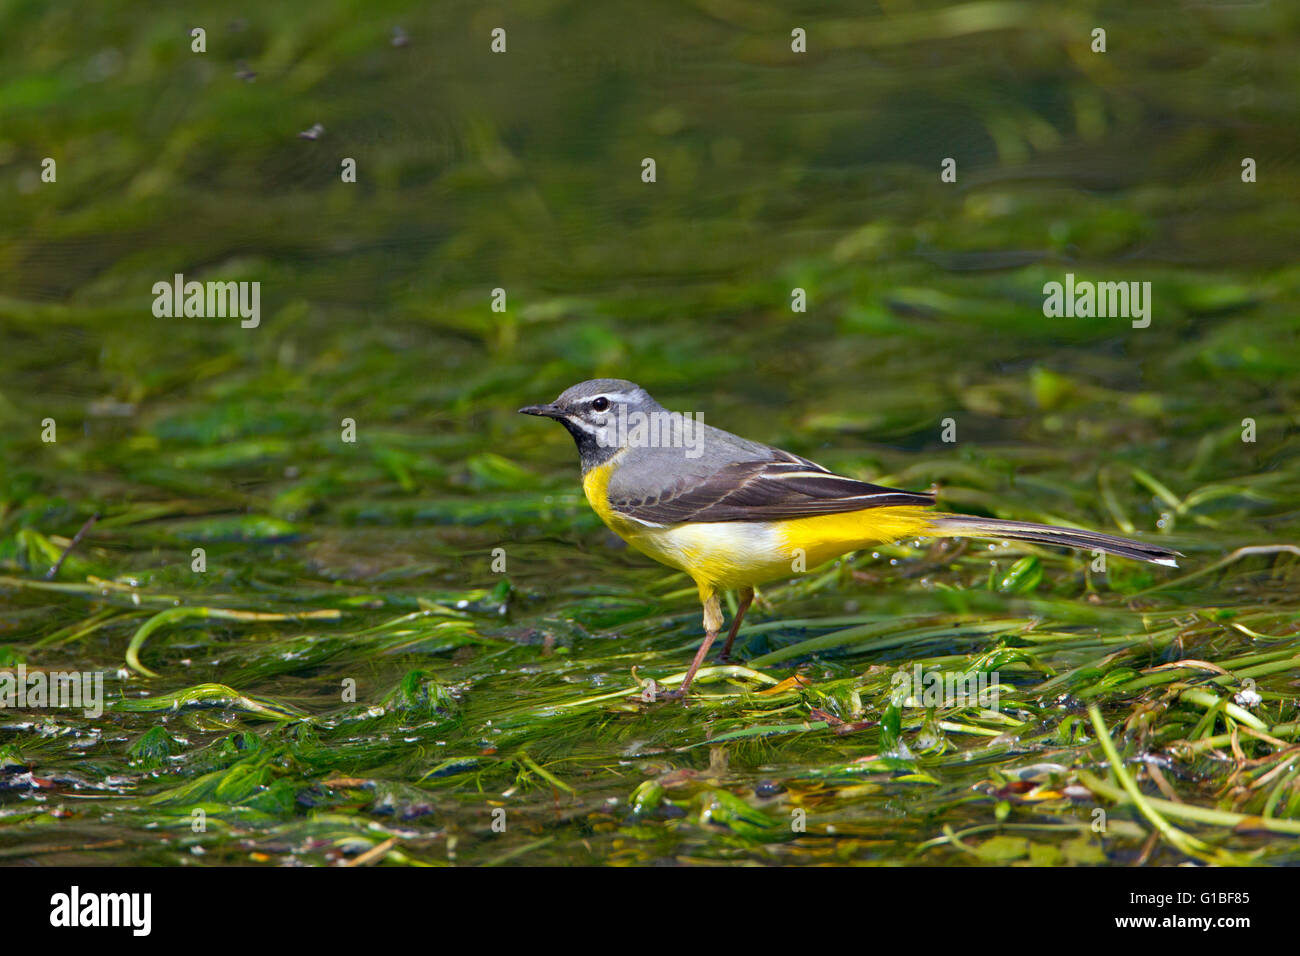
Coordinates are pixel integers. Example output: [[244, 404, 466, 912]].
[[582, 460, 935, 590]]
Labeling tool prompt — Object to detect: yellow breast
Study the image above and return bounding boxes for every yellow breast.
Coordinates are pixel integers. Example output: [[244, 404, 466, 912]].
[[581, 455, 633, 533]]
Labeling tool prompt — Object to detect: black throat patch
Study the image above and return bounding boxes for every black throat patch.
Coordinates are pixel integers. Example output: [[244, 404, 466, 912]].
[[561, 418, 622, 474]]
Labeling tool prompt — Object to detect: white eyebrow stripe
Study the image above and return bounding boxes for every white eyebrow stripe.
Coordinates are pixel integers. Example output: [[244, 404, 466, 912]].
[[594, 391, 639, 403]]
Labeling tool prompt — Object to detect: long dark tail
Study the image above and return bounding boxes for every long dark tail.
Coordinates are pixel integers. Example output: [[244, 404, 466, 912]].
[[929, 514, 1181, 567]]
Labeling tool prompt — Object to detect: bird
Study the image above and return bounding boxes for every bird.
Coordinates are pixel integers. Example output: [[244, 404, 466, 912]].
[[520, 379, 1180, 699]]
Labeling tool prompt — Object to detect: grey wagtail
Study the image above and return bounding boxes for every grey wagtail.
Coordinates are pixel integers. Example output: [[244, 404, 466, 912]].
[[521, 379, 1180, 698]]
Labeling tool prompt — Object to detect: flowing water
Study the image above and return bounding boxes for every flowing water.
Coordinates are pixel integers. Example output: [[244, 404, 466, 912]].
[[1, 0, 1298, 865]]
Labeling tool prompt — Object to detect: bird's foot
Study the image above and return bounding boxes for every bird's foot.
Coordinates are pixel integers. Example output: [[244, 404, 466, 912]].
[[638, 678, 691, 703], [657, 684, 694, 703]]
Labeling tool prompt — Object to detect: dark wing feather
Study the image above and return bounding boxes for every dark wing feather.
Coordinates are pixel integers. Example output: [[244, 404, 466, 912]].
[[609, 460, 935, 525]]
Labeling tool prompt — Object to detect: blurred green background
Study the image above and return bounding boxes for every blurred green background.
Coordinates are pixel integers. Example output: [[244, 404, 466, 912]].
[[0, 0, 1298, 866]]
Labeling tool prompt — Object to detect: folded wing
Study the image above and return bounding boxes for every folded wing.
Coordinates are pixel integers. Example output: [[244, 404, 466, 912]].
[[609, 459, 935, 525]]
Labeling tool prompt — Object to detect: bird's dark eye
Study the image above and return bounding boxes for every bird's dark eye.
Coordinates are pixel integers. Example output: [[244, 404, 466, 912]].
[[591, 397, 610, 412]]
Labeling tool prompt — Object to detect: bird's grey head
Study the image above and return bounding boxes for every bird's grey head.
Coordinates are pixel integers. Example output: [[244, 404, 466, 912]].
[[519, 378, 663, 471]]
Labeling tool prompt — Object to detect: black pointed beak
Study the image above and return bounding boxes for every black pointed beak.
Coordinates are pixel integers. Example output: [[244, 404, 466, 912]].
[[519, 403, 565, 419]]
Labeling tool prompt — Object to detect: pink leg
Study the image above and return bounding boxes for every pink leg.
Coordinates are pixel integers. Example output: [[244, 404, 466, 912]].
[[718, 586, 754, 662]]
